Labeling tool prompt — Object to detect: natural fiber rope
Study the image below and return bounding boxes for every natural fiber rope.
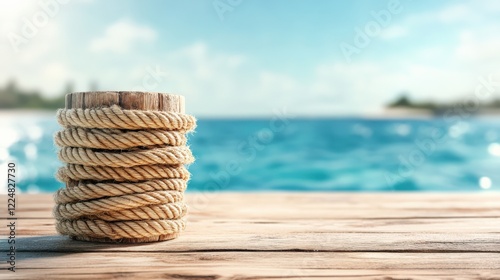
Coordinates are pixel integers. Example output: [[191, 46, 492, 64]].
[[90, 203, 187, 221], [54, 127, 188, 149], [57, 201, 187, 221], [54, 191, 184, 219], [54, 179, 187, 204], [54, 104, 195, 243], [57, 105, 196, 130], [56, 218, 186, 239], [56, 164, 190, 182], [55, 179, 186, 203], [58, 146, 194, 167]]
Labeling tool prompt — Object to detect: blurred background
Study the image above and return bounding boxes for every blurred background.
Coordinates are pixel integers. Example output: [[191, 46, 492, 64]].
[[1, 0, 500, 193]]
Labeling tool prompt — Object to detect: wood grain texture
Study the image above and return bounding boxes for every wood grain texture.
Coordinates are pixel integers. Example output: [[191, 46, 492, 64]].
[[1, 193, 499, 279], [64, 91, 184, 112]]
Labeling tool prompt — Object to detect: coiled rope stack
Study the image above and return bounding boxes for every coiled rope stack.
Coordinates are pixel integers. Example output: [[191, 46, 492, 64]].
[[53, 92, 196, 243]]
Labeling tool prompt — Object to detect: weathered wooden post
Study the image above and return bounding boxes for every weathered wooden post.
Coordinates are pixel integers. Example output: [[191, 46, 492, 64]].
[[53, 91, 196, 243]]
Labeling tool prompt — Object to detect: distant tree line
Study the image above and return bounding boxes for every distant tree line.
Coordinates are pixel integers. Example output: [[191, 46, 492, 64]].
[[387, 92, 500, 114], [0, 80, 71, 110]]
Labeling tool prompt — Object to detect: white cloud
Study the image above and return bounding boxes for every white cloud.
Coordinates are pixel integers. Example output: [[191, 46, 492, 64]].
[[89, 19, 157, 53], [0, 2, 33, 28], [3, 1, 500, 116], [380, 26, 407, 39], [0, 18, 75, 97], [406, 3, 475, 26], [88, 42, 261, 115], [394, 3, 483, 39], [456, 30, 500, 67], [88, 26, 500, 117], [259, 71, 299, 94], [482, 0, 500, 11], [435, 4, 471, 23], [301, 57, 485, 116], [40, 61, 74, 88]]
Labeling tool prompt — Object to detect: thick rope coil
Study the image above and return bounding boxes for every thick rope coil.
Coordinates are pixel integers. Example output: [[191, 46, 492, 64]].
[[56, 164, 190, 182], [53, 191, 184, 219], [58, 146, 194, 167], [54, 179, 187, 204], [57, 105, 196, 130], [54, 103, 195, 243], [56, 218, 186, 240], [57, 202, 187, 221], [90, 203, 188, 221], [54, 127, 188, 149]]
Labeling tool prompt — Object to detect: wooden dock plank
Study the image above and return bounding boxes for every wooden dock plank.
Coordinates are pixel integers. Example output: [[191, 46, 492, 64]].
[[3, 193, 500, 219], [7, 252, 500, 279], [9, 232, 500, 253], [11, 217, 500, 235], [1, 193, 499, 279]]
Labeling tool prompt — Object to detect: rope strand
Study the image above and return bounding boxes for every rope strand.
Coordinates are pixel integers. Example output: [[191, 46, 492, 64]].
[[56, 164, 190, 182], [54, 179, 187, 204], [54, 191, 184, 219], [54, 127, 188, 149], [56, 218, 186, 239], [58, 146, 194, 167], [57, 105, 196, 130]]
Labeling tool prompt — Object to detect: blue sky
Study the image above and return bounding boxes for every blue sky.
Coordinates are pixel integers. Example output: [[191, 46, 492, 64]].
[[1, 0, 500, 116]]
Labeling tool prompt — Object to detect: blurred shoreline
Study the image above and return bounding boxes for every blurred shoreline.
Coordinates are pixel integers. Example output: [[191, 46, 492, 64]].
[[366, 108, 500, 119], [0, 109, 56, 116], [2, 108, 500, 120]]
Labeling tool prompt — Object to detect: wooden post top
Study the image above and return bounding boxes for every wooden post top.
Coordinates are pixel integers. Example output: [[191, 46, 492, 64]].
[[65, 91, 185, 113]]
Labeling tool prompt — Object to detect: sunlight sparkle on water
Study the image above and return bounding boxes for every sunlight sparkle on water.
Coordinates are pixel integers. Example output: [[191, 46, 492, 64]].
[[479, 177, 492, 190], [394, 124, 411, 136], [488, 143, 500, 157], [26, 125, 43, 141], [0, 126, 19, 148], [448, 122, 469, 138], [0, 148, 9, 162], [24, 143, 38, 160]]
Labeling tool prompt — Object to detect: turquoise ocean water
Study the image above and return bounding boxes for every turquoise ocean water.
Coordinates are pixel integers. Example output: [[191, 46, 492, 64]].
[[0, 112, 499, 193]]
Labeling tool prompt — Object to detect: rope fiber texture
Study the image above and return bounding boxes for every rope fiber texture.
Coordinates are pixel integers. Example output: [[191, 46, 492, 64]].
[[54, 105, 196, 243]]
